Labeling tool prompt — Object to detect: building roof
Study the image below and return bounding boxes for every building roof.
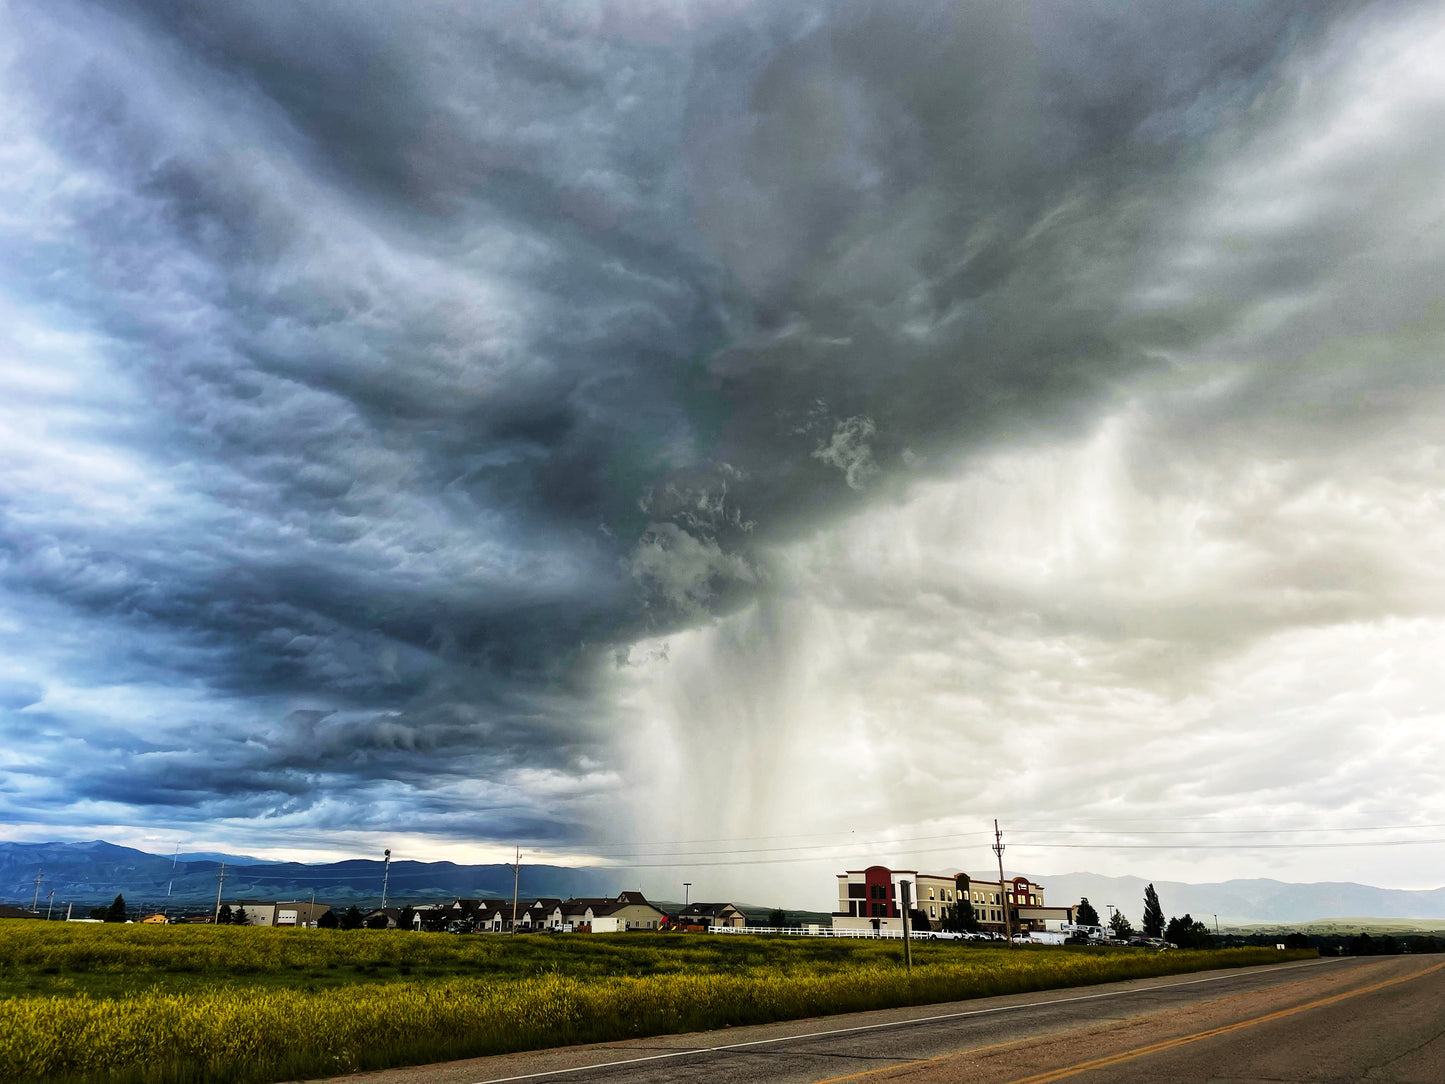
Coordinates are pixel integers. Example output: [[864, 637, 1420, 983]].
[[677, 902, 742, 918]]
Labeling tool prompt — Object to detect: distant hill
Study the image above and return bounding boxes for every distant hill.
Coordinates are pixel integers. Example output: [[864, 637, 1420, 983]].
[[0, 840, 618, 909], [1025, 872, 1445, 925]]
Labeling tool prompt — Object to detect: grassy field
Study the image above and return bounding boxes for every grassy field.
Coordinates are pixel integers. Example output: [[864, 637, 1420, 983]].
[[0, 921, 1314, 1084], [1224, 918, 1445, 936]]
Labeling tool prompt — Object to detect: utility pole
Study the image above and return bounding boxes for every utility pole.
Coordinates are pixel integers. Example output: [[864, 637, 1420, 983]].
[[993, 820, 1013, 946], [380, 849, 392, 909], [683, 882, 691, 907], [165, 840, 180, 916], [32, 868, 43, 912], [213, 862, 226, 924], [1213, 914, 1219, 935], [46, 891, 55, 921], [899, 878, 913, 971], [66, 902, 73, 922], [510, 845, 521, 935]]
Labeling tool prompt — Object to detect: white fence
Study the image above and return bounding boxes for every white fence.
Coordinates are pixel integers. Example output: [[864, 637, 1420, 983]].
[[707, 925, 948, 940]]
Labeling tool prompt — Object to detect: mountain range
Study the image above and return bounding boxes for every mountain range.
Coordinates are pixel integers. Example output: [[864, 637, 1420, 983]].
[[0, 840, 615, 909], [1027, 871, 1445, 926], [5, 842, 1444, 923]]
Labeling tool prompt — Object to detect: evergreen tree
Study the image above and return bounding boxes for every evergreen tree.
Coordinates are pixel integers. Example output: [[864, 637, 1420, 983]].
[[1075, 898, 1101, 926], [767, 908, 787, 928], [397, 906, 416, 931], [104, 894, 128, 923], [1142, 884, 1165, 938], [217, 903, 233, 925], [231, 905, 250, 926], [940, 900, 981, 934], [317, 909, 338, 929], [1165, 913, 1213, 949], [1109, 911, 1134, 938], [339, 905, 365, 930]]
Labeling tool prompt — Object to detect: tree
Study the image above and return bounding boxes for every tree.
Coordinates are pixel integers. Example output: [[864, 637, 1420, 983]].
[[339, 905, 365, 930], [317, 909, 338, 929], [1142, 884, 1165, 938], [1109, 911, 1134, 939], [767, 909, 787, 928], [909, 908, 930, 933], [104, 894, 128, 923], [216, 903, 233, 926], [231, 905, 250, 926], [398, 906, 416, 931], [1165, 914, 1213, 949], [940, 900, 980, 934], [1075, 898, 1101, 926], [365, 913, 391, 930]]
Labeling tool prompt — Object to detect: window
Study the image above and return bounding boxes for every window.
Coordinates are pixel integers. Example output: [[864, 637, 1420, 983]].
[[930, 905, 936, 917], [870, 884, 887, 900], [928, 888, 934, 899]]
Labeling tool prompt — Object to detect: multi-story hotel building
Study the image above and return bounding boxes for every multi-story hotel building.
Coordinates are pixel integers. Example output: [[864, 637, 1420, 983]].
[[834, 866, 1074, 934]]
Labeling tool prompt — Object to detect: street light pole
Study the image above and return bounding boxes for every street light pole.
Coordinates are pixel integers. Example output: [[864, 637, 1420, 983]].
[[899, 879, 913, 972], [380, 849, 392, 909]]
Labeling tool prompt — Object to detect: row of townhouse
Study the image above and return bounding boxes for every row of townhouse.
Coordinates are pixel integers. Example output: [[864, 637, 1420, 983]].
[[365, 891, 673, 932], [833, 866, 1076, 935]]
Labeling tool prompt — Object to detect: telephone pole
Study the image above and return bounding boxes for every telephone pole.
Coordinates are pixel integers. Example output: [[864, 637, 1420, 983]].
[[510, 845, 521, 934], [993, 819, 1013, 946], [46, 891, 55, 921], [683, 882, 691, 907], [31, 868, 43, 912], [213, 862, 226, 924], [381, 849, 392, 909]]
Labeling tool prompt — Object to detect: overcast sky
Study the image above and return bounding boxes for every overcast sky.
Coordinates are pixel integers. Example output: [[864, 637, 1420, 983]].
[[3, 0, 1444, 909]]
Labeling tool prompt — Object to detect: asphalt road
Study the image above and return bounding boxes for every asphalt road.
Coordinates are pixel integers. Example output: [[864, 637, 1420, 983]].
[[312, 955, 1444, 1084]]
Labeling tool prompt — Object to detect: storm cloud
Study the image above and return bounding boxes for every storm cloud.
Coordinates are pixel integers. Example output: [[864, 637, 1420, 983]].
[[2, 0, 1443, 898]]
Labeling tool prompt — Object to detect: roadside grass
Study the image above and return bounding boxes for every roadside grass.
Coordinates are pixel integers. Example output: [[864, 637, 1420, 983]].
[[0, 922, 1314, 1084]]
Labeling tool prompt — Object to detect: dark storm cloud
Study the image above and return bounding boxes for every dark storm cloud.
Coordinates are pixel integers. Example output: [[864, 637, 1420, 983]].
[[0, 0, 1378, 845]]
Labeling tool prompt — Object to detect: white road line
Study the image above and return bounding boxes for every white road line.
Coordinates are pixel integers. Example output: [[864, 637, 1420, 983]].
[[469, 957, 1339, 1084]]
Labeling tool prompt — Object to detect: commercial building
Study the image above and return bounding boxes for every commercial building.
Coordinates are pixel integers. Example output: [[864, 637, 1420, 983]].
[[834, 866, 1071, 935], [233, 900, 332, 927]]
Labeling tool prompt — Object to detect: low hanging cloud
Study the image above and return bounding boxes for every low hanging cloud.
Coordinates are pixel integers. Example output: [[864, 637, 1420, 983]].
[[2, 0, 1443, 880]]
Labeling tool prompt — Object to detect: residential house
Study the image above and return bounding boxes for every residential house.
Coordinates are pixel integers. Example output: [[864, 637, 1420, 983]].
[[519, 898, 565, 931], [674, 902, 746, 929], [561, 891, 665, 932]]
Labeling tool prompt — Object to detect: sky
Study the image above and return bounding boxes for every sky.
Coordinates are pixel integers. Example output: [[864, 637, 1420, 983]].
[[2, 0, 1444, 910]]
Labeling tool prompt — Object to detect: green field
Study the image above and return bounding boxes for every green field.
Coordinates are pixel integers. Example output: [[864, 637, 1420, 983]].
[[1224, 918, 1445, 936], [0, 921, 1314, 1084]]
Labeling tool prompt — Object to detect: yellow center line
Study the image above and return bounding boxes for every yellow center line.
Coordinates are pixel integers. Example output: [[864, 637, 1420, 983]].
[[810, 959, 1445, 1084]]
